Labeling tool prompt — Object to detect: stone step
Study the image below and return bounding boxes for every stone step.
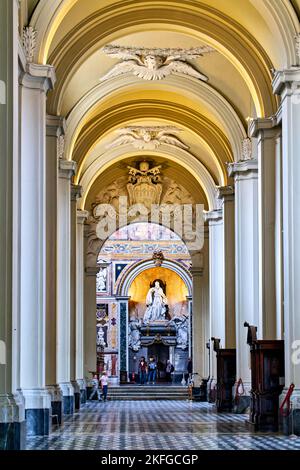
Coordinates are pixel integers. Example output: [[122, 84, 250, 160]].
[[108, 386, 189, 400]]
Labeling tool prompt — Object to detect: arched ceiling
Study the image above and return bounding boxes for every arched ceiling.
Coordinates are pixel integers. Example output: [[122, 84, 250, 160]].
[[26, 0, 300, 210]]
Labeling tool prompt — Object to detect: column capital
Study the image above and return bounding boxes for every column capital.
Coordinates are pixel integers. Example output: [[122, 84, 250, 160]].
[[204, 209, 222, 223], [71, 184, 83, 202], [20, 63, 56, 93], [77, 210, 89, 224], [190, 251, 204, 271], [216, 185, 234, 203], [227, 159, 258, 178], [249, 116, 280, 138], [85, 266, 100, 277], [59, 159, 77, 179], [46, 115, 66, 137], [272, 67, 300, 97]]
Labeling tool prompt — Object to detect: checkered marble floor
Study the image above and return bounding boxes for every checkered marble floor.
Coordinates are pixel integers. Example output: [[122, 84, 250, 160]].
[[26, 401, 300, 450]]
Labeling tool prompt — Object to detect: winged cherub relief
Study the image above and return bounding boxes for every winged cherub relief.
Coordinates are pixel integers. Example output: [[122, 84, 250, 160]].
[[100, 45, 214, 82], [106, 126, 189, 151]]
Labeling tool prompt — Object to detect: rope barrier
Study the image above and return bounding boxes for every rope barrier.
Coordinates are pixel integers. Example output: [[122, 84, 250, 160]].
[[280, 383, 295, 417]]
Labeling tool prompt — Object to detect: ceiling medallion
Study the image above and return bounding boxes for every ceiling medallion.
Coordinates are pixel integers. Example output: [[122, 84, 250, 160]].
[[100, 45, 214, 82]]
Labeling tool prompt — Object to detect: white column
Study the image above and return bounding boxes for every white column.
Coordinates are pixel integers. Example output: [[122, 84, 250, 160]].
[[84, 267, 99, 378], [249, 117, 281, 339], [45, 115, 64, 421], [70, 184, 82, 410], [273, 68, 300, 413], [0, 0, 25, 449], [205, 210, 224, 386], [19, 60, 55, 433], [228, 159, 259, 394], [57, 159, 76, 414], [190, 252, 204, 380], [274, 132, 284, 340], [76, 210, 89, 403], [216, 186, 236, 348]]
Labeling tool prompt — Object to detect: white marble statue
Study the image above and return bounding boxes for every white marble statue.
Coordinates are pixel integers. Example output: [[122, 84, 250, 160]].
[[143, 281, 168, 323], [96, 267, 107, 292], [170, 315, 189, 350], [128, 316, 142, 351]]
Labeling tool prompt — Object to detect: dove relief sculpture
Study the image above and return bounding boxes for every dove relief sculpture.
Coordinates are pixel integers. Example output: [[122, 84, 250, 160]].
[[100, 45, 214, 82], [106, 126, 189, 151]]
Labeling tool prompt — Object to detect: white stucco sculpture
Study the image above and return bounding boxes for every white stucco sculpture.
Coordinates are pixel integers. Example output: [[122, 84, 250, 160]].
[[143, 281, 168, 323]]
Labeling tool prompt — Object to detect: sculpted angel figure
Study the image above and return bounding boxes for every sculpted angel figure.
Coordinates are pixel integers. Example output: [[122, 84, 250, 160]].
[[107, 126, 189, 151], [100, 45, 214, 82]]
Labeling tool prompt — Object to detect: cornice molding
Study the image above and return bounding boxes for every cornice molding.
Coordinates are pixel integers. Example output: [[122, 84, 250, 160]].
[[227, 159, 258, 178], [77, 209, 89, 224], [58, 159, 77, 179], [19, 63, 56, 92]]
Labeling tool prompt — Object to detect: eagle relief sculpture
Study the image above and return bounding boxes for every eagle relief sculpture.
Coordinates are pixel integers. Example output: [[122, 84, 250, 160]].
[[106, 126, 189, 151], [100, 45, 214, 82]]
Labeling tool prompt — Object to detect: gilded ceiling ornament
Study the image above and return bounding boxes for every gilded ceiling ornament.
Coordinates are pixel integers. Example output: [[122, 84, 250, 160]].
[[100, 45, 214, 82], [22, 26, 37, 63], [127, 161, 163, 210], [107, 126, 189, 150]]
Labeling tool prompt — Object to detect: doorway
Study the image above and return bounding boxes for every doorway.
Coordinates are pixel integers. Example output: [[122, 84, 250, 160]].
[[147, 344, 169, 382]]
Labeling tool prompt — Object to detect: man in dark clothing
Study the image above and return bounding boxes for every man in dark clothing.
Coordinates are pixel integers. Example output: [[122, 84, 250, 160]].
[[138, 357, 147, 385], [185, 357, 192, 383]]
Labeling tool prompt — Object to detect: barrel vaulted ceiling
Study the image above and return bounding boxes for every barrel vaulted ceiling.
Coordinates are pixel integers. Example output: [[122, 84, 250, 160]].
[[26, 0, 300, 210]]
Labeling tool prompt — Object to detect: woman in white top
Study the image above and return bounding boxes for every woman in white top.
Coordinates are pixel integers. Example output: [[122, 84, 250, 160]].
[[99, 372, 109, 401]]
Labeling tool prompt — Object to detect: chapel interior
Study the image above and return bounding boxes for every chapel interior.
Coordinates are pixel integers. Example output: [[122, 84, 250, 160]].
[[1, 0, 300, 451]]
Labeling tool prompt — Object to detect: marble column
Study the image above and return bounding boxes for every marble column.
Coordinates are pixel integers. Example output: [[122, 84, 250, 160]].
[[0, 0, 26, 449], [273, 68, 300, 420], [76, 210, 89, 404], [190, 252, 205, 381], [57, 159, 76, 414], [116, 297, 130, 383], [249, 117, 282, 339], [216, 186, 236, 348], [70, 184, 83, 410], [205, 210, 224, 389], [45, 115, 64, 425], [228, 159, 259, 398], [19, 53, 56, 434]]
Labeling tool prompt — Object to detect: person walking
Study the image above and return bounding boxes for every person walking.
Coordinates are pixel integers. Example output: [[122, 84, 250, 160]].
[[99, 371, 109, 401], [138, 357, 147, 385], [89, 373, 101, 401]]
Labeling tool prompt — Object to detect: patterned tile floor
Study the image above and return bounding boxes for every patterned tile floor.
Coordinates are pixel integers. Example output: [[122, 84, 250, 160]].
[[26, 401, 300, 450]]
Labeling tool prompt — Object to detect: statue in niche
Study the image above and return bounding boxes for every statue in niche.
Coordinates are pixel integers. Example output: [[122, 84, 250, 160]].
[[128, 315, 142, 351], [169, 314, 189, 350], [97, 267, 107, 292], [143, 280, 168, 323]]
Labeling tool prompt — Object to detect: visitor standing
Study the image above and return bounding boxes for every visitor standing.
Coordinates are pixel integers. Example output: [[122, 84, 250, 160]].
[[185, 357, 193, 383], [138, 357, 147, 385], [99, 371, 109, 401], [165, 359, 174, 383], [148, 356, 157, 384]]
